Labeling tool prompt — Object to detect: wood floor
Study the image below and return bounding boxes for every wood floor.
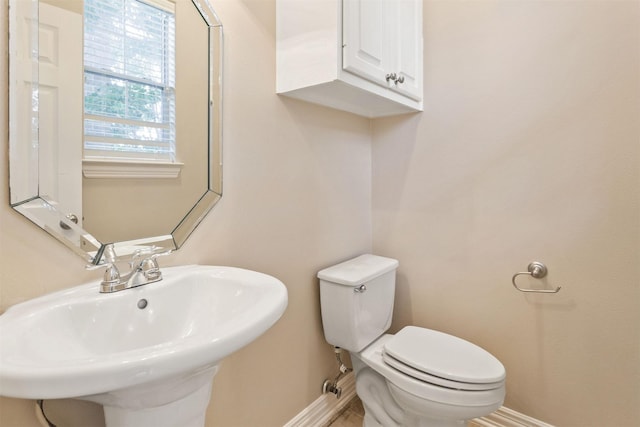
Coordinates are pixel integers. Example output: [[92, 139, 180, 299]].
[[326, 397, 364, 427]]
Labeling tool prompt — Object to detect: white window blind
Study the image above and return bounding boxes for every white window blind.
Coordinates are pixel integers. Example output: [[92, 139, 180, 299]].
[[84, 0, 176, 162]]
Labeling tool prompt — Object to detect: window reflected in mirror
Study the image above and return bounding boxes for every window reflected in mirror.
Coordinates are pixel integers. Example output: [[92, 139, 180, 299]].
[[84, 0, 177, 163]]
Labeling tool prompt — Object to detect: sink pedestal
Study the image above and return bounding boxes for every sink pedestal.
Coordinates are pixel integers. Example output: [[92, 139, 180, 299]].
[[103, 381, 212, 427], [84, 366, 219, 427]]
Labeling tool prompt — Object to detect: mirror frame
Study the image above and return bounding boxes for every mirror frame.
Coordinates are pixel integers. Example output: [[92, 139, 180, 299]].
[[8, 0, 223, 264]]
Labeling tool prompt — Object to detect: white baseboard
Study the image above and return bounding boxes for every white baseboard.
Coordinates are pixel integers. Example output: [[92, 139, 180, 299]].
[[284, 372, 554, 427], [283, 373, 357, 427]]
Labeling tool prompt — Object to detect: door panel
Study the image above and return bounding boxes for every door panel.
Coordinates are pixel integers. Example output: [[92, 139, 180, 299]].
[[342, 0, 392, 87], [393, 0, 422, 100]]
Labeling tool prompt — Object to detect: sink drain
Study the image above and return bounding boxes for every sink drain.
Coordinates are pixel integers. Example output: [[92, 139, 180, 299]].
[[137, 299, 148, 309]]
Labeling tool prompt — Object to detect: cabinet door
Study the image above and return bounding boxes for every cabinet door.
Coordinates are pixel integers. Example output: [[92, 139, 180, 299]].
[[342, 0, 393, 87], [392, 0, 422, 100]]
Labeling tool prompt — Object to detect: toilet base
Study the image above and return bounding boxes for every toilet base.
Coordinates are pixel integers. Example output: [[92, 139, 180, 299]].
[[361, 406, 468, 427], [352, 353, 501, 427], [357, 368, 469, 427]]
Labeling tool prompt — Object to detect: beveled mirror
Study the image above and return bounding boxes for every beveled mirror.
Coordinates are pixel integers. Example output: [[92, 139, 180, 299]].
[[8, 0, 223, 264]]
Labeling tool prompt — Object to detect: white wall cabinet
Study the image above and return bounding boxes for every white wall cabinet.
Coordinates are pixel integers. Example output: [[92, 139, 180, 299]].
[[277, 0, 423, 118]]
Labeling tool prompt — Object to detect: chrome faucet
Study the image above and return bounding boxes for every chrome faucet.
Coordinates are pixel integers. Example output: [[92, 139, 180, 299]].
[[89, 245, 166, 293]]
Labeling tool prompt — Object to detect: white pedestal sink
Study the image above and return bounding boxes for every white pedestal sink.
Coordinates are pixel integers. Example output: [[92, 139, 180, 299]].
[[0, 265, 288, 427]]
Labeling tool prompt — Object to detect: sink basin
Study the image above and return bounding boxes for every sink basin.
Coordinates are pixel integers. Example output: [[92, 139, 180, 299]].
[[0, 265, 288, 426]]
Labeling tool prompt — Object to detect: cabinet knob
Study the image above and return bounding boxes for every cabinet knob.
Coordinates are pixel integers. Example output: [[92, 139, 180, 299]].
[[386, 73, 405, 85]]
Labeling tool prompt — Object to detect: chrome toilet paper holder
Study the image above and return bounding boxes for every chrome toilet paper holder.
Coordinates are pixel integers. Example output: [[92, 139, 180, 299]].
[[512, 262, 562, 294]]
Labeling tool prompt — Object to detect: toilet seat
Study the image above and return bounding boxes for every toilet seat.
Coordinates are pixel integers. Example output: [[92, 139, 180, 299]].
[[383, 352, 503, 391], [382, 326, 505, 391]]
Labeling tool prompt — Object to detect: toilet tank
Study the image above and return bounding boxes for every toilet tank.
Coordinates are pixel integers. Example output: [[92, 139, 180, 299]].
[[318, 254, 399, 352]]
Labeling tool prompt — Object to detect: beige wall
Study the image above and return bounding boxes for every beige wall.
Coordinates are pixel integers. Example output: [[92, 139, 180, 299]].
[[373, 1, 639, 426], [1, 0, 371, 426], [2, 1, 639, 427]]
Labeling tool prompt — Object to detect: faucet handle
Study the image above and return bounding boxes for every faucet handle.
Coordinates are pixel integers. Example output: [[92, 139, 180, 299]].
[[85, 243, 118, 269], [102, 263, 121, 285], [85, 260, 122, 292], [131, 247, 172, 263], [140, 257, 162, 281], [130, 247, 169, 281], [97, 263, 124, 293]]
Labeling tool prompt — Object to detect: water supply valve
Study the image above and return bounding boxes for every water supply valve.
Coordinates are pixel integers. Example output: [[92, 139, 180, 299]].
[[322, 379, 342, 399], [322, 346, 353, 399]]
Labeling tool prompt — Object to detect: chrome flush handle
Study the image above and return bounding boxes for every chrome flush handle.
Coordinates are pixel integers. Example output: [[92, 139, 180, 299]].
[[354, 284, 367, 293]]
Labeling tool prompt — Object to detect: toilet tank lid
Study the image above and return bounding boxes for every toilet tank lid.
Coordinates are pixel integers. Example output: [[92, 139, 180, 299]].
[[317, 254, 399, 286]]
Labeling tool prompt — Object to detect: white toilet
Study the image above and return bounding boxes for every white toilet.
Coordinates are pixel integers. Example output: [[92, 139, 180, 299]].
[[318, 254, 506, 427]]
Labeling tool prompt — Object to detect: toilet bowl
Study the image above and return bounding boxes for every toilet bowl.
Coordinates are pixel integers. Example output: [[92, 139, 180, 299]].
[[354, 331, 505, 426], [318, 254, 506, 427]]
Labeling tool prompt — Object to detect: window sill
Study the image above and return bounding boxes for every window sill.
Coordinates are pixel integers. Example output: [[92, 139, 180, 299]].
[[82, 159, 184, 179]]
